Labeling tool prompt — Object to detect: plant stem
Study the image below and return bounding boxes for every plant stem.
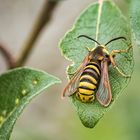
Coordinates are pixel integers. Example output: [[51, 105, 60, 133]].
[[98, 0, 103, 4], [16, 0, 58, 66], [0, 44, 16, 69]]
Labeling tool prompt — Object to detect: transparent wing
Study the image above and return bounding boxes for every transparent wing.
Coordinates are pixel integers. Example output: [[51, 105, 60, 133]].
[[96, 60, 112, 107], [62, 54, 90, 98]]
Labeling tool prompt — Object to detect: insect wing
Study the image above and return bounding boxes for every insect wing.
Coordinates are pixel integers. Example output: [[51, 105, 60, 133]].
[[62, 55, 90, 98], [96, 60, 112, 107], [68, 70, 82, 94]]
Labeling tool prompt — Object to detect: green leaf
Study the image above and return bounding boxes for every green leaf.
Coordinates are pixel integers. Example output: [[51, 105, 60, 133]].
[[59, 0, 133, 128], [0, 67, 61, 140], [128, 0, 140, 48]]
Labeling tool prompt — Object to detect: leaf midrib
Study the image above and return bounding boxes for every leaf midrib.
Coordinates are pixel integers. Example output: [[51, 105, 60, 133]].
[[95, 0, 103, 42]]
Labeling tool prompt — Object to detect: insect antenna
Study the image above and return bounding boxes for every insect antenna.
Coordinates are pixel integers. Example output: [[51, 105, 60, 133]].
[[105, 37, 127, 46], [77, 35, 101, 45]]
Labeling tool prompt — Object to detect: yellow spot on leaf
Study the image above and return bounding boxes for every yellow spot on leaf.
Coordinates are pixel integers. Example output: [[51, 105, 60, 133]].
[[32, 80, 38, 85], [15, 98, 20, 105], [0, 116, 4, 124], [22, 89, 27, 95]]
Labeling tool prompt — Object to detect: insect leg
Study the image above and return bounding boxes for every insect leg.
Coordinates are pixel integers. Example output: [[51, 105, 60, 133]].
[[110, 56, 130, 78], [110, 44, 132, 55], [110, 45, 132, 78], [85, 46, 92, 52], [115, 66, 130, 78]]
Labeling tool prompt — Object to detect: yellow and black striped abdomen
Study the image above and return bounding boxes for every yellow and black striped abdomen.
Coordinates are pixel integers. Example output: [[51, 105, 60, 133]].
[[76, 61, 101, 103]]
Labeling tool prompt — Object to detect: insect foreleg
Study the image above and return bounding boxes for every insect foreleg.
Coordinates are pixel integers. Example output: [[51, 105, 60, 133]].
[[110, 44, 132, 55]]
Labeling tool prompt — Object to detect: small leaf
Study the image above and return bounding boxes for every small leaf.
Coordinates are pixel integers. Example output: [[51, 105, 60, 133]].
[[128, 0, 140, 48], [0, 67, 61, 140], [59, 0, 133, 128]]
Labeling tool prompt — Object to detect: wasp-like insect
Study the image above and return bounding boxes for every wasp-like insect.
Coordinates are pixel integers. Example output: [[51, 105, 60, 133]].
[[62, 35, 131, 107]]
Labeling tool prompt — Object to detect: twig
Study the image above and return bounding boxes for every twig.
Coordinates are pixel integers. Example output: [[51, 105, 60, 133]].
[[16, 0, 59, 66], [0, 44, 16, 69]]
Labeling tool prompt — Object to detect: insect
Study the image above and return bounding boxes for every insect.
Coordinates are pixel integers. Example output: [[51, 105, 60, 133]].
[[62, 35, 131, 107]]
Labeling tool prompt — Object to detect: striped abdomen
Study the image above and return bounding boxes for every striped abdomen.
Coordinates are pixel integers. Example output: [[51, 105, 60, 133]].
[[76, 61, 101, 103]]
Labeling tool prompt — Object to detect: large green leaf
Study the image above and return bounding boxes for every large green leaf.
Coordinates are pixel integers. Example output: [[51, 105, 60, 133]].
[[127, 0, 140, 48], [59, 0, 133, 128], [0, 67, 61, 140]]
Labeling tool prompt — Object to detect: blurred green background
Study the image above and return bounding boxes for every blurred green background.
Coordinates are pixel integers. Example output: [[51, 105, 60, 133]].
[[0, 0, 140, 140]]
